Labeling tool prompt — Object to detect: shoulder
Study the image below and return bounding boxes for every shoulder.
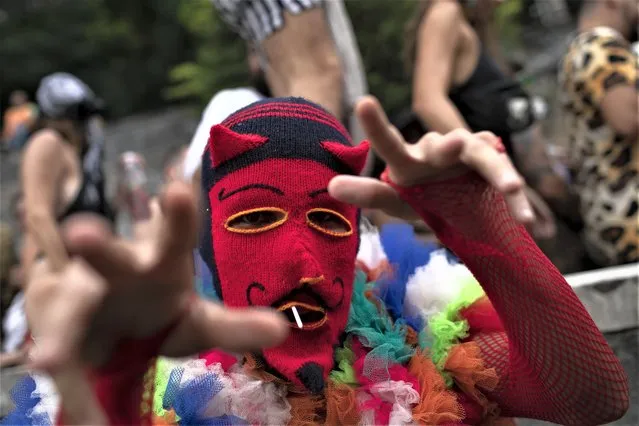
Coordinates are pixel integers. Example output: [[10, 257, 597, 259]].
[[415, 0, 463, 51], [421, 0, 463, 28], [25, 129, 64, 152], [22, 129, 65, 164]]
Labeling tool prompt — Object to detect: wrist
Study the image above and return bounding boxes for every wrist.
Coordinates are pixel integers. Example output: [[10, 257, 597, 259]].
[[381, 167, 476, 190], [92, 321, 176, 375]]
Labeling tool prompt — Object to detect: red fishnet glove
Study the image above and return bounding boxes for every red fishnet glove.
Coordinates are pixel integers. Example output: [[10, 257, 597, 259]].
[[384, 171, 629, 425], [55, 322, 177, 426]]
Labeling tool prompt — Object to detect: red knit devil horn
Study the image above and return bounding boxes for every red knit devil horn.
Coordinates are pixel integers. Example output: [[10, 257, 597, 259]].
[[320, 140, 370, 175], [207, 124, 269, 167]]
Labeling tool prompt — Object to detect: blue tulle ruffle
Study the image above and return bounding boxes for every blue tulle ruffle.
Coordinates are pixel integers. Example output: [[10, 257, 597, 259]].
[[378, 223, 438, 331], [162, 366, 247, 426], [1, 375, 51, 426]]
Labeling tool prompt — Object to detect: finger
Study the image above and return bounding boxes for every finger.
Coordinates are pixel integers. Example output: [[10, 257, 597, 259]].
[[63, 215, 139, 280], [328, 175, 418, 219], [415, 131, 465, 169], [133, 198, 163, 241], [26, 261, 105, 370], [157, 181, 198, 264], [474, 131, 500, 147], [529, 220, 556, 240], [504, 188, 535, 225], [356, 96, 409, 167], [524, 188, 557, 239], [160, 298, 289, 357], [455, 135, 534, 223], [51, 363, 108, 425]]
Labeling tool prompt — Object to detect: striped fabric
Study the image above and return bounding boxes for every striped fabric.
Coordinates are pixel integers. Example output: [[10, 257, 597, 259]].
[[210, 0, 369, 156], [211, 0, 323, 43]]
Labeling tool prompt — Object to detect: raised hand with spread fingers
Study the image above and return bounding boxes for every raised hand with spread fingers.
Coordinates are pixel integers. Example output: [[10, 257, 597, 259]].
[[329, 96, 534, 225], [25, 181, 288, 424]]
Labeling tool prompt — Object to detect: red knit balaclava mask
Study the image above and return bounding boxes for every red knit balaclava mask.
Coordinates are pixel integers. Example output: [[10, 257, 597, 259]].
[[199, 98, 369, 393]]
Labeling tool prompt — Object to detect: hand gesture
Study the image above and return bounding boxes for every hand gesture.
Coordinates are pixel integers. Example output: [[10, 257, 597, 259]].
[[329, 96, 535, 225], [25, 182, 288, 423]]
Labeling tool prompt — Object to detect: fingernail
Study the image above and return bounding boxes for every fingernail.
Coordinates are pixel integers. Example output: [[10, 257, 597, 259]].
[[501, 172, 520, 186], [520, 208, 534, 221]]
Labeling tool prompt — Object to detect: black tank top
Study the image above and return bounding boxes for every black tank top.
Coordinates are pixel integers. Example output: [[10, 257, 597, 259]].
[[448, 46, 533, 160], [58, 119, 114, 223], [379, 46, 538, 178]]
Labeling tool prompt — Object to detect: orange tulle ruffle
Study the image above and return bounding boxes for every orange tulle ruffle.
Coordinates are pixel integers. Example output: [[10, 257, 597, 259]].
[[287, 393, 324, 426], [152, 409, 177, 425], [405, 324, 419, 346], [356, 259, 392, 283], [444, 341, 500, 419], [409, 350, 464, 425], [243, 353, 289, 386], [325, 381, 361, 425]]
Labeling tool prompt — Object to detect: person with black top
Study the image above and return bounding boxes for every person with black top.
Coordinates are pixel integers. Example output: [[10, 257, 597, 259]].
[[401, 0, 577, 240], [20, 73, 113, 275]]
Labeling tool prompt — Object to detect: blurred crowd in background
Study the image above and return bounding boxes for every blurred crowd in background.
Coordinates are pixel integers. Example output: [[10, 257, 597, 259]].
[[0, 0, 637, 375]]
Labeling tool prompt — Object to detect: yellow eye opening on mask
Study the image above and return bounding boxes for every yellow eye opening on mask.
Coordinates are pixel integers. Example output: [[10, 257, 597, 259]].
[[306, 208, 353, 237], [225, 207, 288, 234]]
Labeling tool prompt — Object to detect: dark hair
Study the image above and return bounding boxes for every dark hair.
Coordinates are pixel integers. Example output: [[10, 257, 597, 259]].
[[403, 1, 433, 75], [32, 117, 87, 152], [10, 90, 28, 101]]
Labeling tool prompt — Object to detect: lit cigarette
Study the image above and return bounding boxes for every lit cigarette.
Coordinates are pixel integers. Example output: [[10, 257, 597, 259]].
[[291, 306, 303, 329]]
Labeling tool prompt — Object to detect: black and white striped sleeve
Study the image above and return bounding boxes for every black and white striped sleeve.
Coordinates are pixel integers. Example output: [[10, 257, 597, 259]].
[[211, 0, 324, 43]]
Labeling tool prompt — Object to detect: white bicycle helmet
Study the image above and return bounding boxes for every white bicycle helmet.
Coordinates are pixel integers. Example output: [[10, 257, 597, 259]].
[[36, 72, 104, 120]]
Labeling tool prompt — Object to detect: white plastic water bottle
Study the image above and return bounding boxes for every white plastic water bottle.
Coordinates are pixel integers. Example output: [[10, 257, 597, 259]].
[[117, 151, 151, 222]]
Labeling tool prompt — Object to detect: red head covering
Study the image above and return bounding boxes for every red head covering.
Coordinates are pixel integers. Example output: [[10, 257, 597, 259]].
[[200, 98, 369, 393]]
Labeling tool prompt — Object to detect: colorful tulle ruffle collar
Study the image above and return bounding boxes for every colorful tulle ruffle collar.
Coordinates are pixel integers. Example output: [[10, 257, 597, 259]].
[[152, 253, 503, 425]]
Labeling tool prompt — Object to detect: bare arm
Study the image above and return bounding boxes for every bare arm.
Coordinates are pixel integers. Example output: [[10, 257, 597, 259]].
[[21, 130, 69, 272], [601, 86, 639, 139], [412, 1, 469, 132], [388, 175, 628, 424], [510, 125, 580, 222], [581, 35, 638, 139]]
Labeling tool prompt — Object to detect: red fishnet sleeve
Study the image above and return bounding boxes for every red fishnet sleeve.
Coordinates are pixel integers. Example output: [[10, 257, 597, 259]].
[[384, 172, 629, 425]]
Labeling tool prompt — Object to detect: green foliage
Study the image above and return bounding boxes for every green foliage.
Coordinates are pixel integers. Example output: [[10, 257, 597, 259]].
[[0, 0, 195, 118], [0, 0, 525, 121], [165, 0, 527, 120], [167, 0, 416, 118], [495, 0, 523, 52], [345, 0, 415, 119], [165, 0, 246, 108]]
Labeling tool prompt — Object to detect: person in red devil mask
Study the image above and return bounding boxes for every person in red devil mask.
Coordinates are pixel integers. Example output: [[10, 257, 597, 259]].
[[11, 97, 628, 425]]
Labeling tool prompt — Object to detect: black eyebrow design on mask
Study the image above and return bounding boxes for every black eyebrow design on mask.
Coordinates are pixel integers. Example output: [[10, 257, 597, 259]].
[[218, 184, 284, 201], [308, 188, 329, 198]]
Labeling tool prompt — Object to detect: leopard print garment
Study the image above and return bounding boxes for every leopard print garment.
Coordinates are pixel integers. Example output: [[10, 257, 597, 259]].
[[559, 27, 638, 266]]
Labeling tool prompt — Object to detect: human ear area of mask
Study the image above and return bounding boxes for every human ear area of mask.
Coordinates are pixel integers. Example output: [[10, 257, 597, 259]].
[[198, 97, 370, 392]]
